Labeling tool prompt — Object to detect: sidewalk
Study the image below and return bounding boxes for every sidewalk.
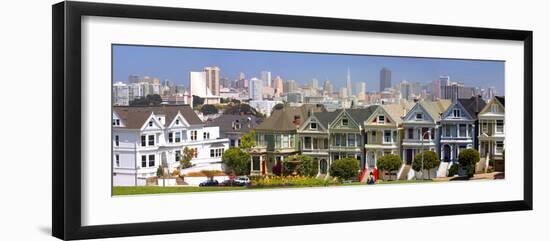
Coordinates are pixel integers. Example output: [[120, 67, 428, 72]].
[[433, 172, 504, 182]]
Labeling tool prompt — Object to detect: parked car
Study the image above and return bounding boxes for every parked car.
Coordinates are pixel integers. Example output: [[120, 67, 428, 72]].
[[234, 176, 251, 185], [220, 179, 245, 187], [199, 179, 219, 187]]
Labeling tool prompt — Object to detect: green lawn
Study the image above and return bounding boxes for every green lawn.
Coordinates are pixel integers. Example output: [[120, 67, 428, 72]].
[[113, 179, 437, 196]]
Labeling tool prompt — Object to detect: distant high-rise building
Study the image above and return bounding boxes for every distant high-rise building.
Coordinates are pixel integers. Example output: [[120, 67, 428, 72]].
[[340, 87, 348, 99], [433, 79, 442, 100], [379, 68, 392, 91], [113, 82, 129, 106], [346, 68, 352, 97], [128, 74, 140, 84], [189, 71, 209, 97], [239, 72, 246, 81], [441, 82, 475, 101], [400, 81, 412, 100], [287, 79, 297, 93], [440, 75, 451, 86], [273, 76, 284, 95], [287, 92, 303, 103], [204, 66, 220, 96], [323, 80, 333, 95], [357, 82, 366, 95], [309, 78, 319, 90], [487, 86, 497, 100], [249, 77, 263, 100], [261, 71, 272, 88]]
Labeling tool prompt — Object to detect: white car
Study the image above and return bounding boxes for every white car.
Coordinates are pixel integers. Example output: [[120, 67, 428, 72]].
[[234, 176, 251, 185]]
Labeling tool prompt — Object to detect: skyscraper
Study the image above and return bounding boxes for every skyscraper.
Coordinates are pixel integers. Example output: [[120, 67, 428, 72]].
[[400, 80, 411, 100], [379, 68, 392, 91], [346, 68, 352, 97], [261, 71, 272, 88], [273, 76, 284, 95], [356, 82, 366, 95], [309, 78, 319, 90], [433, 79, 442, 100], [249, 77, 263, 100], [440, 75, 451, 86], [204, 66, 220, 96], [189, 71, 209, 97], [323, 80, 333, 95]]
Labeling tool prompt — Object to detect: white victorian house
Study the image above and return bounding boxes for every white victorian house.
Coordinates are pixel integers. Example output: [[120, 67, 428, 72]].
[[112, 105, 229, 186], [478, 96, 505, 172]]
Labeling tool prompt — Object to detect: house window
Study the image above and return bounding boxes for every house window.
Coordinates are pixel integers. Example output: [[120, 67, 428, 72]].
[[175, 132, 181, 142], [377, 115, 385, 123], [408, 128, 414, 139], [459, 124, 467, 137], [304, 137, 312, 149], [384, 130, 392, 143], [282, 135, 290, 148], [233, 121, 241, 130], [141, 155, 147, 168], [148, 154, 155, 167], [230, 139, 236, 147], [115, 135, 119, 146], [176, 119, 180, 125], [115, 154, 120, 167], [482, 122, 488, 134], [334, 134, 341, 146], [148, 135, 155, 146], [371, 131, 377, 143], [415, 113, 423, 120], [444, 125, 451, 137], [210, 148, 224, 158], [313, 138, 319, 149], [148, 121, 153, 127], [422, 128, 430, 140], [491, 104, 499, 113], [191, 130, 197, 141], [348, 134, 356, 147], [210, 149, 214, 157], [310, 122, 317, 129], [342, 118, 348, 126], [453, 109, 461, 118], [203, 132, 210, 139], [496, 120, 504, 133], [496, 141, 504, 153], [175, 150, 181, 162], [168, 132, 173, 143], [141, 135, 146, 147]]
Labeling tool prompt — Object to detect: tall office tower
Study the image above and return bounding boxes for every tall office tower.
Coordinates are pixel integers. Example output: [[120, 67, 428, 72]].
[[340, 87, 348, 98], [346, 68, 352, 97], [441, 82, 475, 101], [249, 77, 263, 100], [379, 67, 392, 91], [204, 66, 220, 96], [261, 71, 272, 87], [487, 86, 496, 99], [287, 79, 297, 93], [323, 80, 333, 95], [273, 76, 284, 95], [112, 82, 130, 106], [128, 74, 140, 84], [433, 79, 442, 100], [400, 80, 411, 100], [189, 71, 209, 97], [309, 78, 319, 90], [356, 82, 366, 95], [440, 75, 451, 86], [239, 72, 246, 81]]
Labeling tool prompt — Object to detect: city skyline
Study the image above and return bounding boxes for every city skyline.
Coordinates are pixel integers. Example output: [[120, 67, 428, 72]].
[[113, 44, 505, 93]]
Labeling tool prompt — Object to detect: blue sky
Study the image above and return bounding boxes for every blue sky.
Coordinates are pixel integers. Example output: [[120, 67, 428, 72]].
[[112, 44, 505, 93]]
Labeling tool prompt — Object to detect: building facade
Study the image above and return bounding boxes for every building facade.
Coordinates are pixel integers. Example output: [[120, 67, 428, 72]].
[[112, 105, 229, 186], [478, 96, 505, 172]]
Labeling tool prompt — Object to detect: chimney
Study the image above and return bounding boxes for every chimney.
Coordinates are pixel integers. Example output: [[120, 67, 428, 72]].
[[293, 115, 301, 126]]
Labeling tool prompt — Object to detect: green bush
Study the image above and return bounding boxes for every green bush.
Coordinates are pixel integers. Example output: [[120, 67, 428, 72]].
[[412, 150, 439, 179], [283, 155, 318, 177], [222, 147, 251, 176], [458, 149, 480, 178], [447, 164, 459, 177], [330, 158, 359, 181], [377, 154, 402, 180]]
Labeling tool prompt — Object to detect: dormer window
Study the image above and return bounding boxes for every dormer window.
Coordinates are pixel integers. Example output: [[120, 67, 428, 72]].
[[310, 122, 317, 129], [491, 104, 499, 113], [148, 121, 153, 127], [342, 118, 348, 126], [233, 120, 241, 130], [112, 119, 121, 126], [415, 113, 423, 120], [176, 119, 180, 125], [452, 109, 460, 118], [377, 115, 385, 123]]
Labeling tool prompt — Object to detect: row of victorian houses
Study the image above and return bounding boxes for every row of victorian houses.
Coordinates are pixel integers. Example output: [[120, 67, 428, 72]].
[[249, 96, 505, 180]]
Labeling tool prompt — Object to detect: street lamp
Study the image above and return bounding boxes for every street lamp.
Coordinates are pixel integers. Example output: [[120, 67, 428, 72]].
[[420, 129, 431, 180]]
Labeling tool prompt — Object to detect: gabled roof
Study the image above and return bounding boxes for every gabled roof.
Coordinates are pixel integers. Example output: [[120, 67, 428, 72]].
[[205, 114, 261, 133], [113, 105, 203, 129], [495, 96, 505, 107], [314, 111, 340, 128], [458, 96, 487, 119], [419, 99, 452, 121], [254, 104, 325, 132], [381, 103, 413, 125]]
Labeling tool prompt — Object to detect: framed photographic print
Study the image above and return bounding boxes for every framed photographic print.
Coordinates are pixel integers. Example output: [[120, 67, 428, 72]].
[[52, 1, 533, 240]]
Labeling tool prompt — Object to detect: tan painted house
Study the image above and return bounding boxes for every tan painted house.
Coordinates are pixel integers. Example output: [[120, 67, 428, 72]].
[[478, 96, 505, 171]]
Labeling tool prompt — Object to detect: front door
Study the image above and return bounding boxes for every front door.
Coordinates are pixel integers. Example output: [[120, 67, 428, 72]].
[[320, 159, 328, 174], [406, 149, 414, 165], [443, 145, 451, 162]]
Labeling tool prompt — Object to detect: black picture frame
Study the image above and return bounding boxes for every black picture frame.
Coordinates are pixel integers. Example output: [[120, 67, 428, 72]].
[[52, 1, 533, 240]]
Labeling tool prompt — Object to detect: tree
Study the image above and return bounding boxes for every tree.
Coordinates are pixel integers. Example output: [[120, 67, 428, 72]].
[[200, 104, 219, 115], [458, 148, 480, 178], [129, 94, 163, 106], [239, 130, 256, 150], [179, 147, 195, 169], [222, 147, 251, 176], [156, 165, 164, 177], [192, 95, 205, 106], [377, 154, 402, 180], [330, 158, 359, 181], [412, 150, 439, 179]]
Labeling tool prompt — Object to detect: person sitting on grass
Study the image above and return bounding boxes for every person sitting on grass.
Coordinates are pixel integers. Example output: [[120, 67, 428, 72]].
[[367, 172, 376, 185]]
